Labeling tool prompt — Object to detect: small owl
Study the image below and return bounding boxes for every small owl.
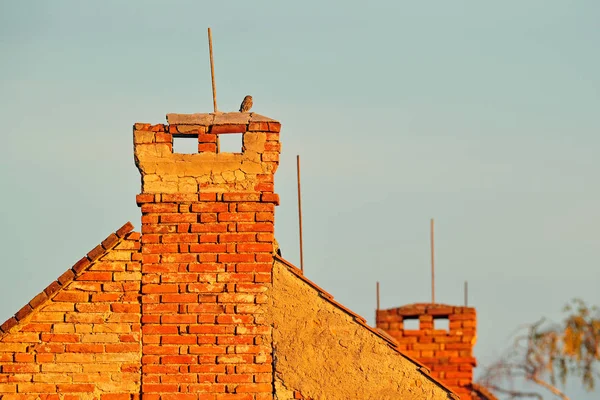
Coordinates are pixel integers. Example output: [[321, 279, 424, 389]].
[[239, 95, 253, 112]]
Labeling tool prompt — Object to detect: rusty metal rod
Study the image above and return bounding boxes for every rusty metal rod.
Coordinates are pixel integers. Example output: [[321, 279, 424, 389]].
[[376, 281, 380, 310], [297, 155, 304, 272], [431, 218, 435, 304], [208, 28, 218, 113]]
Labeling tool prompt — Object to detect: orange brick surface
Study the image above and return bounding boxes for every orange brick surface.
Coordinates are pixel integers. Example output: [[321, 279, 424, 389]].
[[0, 229, 141, 399], [377, 303, 478, 400]]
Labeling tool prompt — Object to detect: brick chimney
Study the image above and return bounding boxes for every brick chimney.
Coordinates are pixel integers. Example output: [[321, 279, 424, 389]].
[[134, 112, 281, 398], [377, 303, 478, 400]]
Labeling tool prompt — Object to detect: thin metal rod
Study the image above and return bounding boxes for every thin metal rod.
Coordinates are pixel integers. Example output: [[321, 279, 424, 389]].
[[376, 281, 380, 310], [430, 218, 435, 304], [297, 155, 304, 272], [207, 28, 218, 113], [464, 281, 468, 306]]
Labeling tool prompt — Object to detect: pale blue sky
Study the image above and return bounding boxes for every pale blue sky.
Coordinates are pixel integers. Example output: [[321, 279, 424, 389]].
[[1, 1, 598, 398]]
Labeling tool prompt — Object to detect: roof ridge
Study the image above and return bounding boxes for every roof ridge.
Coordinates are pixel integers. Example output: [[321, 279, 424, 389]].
[[273, 255, 460, 400], [0, 221, 136, 339]]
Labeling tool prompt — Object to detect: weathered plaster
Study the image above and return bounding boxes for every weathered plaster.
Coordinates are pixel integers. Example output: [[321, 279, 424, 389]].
[[134, 131, 272, 193], [269, 260, 454, 400]]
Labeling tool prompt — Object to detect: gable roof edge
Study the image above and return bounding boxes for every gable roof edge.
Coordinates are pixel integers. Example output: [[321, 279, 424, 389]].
[[273, 255, 459, 399], [0, 221, 137, 339]]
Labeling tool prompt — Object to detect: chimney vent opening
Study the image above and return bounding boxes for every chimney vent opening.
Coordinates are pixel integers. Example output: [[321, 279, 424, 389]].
[[434, 317, 450, 331], [403, 317, 419, 330], [218, 133, 243, 153], [173, 136, 199, 154]]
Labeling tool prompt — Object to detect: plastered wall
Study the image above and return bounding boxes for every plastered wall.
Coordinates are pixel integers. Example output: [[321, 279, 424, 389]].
[[268, 261, 454, 400]]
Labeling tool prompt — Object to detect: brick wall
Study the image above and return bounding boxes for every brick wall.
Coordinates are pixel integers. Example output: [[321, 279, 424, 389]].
[[134, 113, 281, 399], [0, 225, 141, 399], [377, 303, 477, 400]]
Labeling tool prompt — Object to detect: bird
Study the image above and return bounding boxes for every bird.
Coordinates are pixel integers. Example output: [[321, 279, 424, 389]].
[[239, 95, 253, 112], [273, 238, 282, 257]]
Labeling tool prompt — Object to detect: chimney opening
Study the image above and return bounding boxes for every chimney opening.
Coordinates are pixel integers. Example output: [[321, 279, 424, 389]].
[[218, 133, 243, 153], [434, 317, 450, 331], [403, 317, 419, 330], [173, 136, 199, 154]]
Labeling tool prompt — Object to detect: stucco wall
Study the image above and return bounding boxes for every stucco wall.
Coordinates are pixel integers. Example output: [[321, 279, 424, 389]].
[[269, 260, 454, 400]]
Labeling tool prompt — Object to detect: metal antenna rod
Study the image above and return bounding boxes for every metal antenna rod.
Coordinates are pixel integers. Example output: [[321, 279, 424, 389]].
[[297, 155, 304, 273], [376, 281, 380, 325], [376, 281, 380, 310], [207, 27, 218, 113], [464, 281, 468, 306], [431, 218, 435, 304]]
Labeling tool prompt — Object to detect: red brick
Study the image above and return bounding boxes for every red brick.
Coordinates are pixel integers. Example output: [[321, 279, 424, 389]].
[[255, 212, 274, 222], [141, 203, 178, 213], [219, 233, 256, 243], [155, 132, 172, 143], [264, 141, 281, 151], [161, 233, 198, 243], [15, 304, 33, 321], [86, 245, 105, 262], [77, 272, 113, 281], [218, 212, 254, 222], [65, 344, 103, 353], [236, 264, 272, 273], [199, 193, 217, 201], [44, 281, 62, 297], [261, 193, 280, 204], [248, 122, 269, 131], [57, 383, 95, 392], [105, 344, 140, 353], [161, 294, 198, 303], [101, 233, 120, 250], [189, 243, 227, 253], [162, 355, 197, 364], [143, 325, 178, 334], [236, 383, 273, 393], [57, 269, 75, 285], [136, 193, 155, 205], [237, 243, 272, 252], [142, 244, 179, 254], [28, 291, 49, 308], [116, 221, 135, 237], [198, 133, 217, 143], [72, 256, 92, 274], [236, 223, 274, 233], [14, 353, 35, 362], [160, 213, 198, 223], [236, 203, 274, 212], [191, 223, 228, 233], [217, 254, 255, 263], [222, 193, 260, 202], [149, 124, 165, 132], [53, 291, 89, 302], [267, 122, 281, 132], [211, 124, 246, 134], [40, 333, 79, 342], [254, 183, 274, 192], [198, 143, 217, 152]]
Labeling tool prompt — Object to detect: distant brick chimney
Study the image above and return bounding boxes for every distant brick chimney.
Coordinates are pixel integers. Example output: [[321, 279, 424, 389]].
[[377, 303, 478, 400], [134, 112, 281, 398]]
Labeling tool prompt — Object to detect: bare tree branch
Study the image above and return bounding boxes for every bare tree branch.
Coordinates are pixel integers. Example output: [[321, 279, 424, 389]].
[[485, 384, 543, 400], [529, 374, 569, 400], [477, 299, 599, 400]]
